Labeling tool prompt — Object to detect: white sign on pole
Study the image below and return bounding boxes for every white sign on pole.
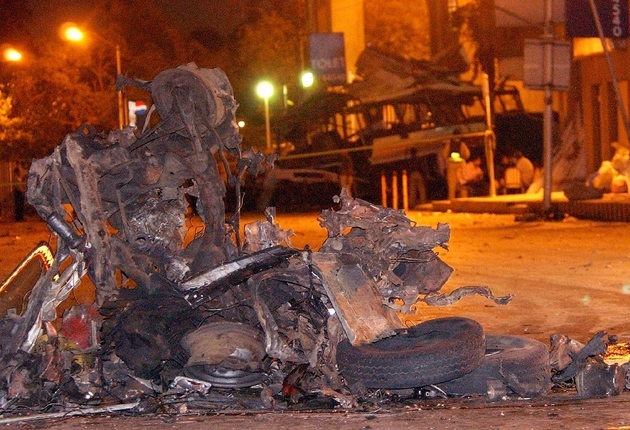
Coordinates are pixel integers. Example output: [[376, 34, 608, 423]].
[[523, 39, 572, 91]]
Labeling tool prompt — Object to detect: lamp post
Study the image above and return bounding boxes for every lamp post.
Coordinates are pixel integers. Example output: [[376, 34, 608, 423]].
[[256, 81, 274, 150], [62, 24, 125, 129]]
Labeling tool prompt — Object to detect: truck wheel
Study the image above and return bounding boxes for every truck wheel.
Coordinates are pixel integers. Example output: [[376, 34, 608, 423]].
[[437, 334, 551, 398], [336, 317, 485, 390]]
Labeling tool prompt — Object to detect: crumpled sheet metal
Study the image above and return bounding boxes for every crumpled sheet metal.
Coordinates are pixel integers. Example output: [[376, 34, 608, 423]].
[[317, 190, 511, 314], [243, 207, 293, 253], [319, 189, 450, 250], [318, 189, 451, 313], [417, 286, 514, 307], [547, 332, 627, 397], [26, 62, 273, 305], [549, 334, 586, 373]]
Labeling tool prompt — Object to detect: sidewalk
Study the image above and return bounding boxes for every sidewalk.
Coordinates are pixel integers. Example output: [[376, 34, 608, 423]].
[[429, 191, 630, 222]]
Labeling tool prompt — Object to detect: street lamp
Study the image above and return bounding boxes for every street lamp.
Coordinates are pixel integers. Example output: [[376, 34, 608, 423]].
[[301, 71, 314, 88], [256, 81, 274, 150], [61, 23, 124, 129], [2, 47, 22, 62]]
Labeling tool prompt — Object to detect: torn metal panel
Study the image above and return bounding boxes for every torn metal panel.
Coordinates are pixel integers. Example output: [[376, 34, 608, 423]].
[[0, 245, 85, 357], [0, 242, 53, 318], [181, 246, 301, 306], [249, 278, 307, 363], [243, 208, 294, 252], [550, 334, 585, 372], [311, 252, 399, 346], [64, 133, 117, 302]]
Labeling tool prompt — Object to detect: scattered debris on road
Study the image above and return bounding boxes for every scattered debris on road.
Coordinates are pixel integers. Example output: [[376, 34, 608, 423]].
[[0, 64, 626, 423]]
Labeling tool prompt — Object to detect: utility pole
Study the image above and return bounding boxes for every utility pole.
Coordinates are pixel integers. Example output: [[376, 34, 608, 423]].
[[542, 0, 554, 213], [478, 0, 496, 108], [427, 0, 451, 58]]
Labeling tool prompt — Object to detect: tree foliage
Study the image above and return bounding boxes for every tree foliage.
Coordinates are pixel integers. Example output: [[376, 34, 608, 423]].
[[0, 89, 32, 158], [0, 0, 226, 160], [232, 11, 302, 94], [0, 0, 31, 44], [363, 0, 431, 60], [0, 0, 308, 157], [229, 10, 304, 148], [1, 39, 115, 160]]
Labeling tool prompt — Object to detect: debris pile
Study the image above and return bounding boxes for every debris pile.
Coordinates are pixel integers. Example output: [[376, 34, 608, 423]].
[[0, 64, 626, 422]]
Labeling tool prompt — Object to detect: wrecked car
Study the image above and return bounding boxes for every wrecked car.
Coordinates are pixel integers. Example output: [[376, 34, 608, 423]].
[[0, 63, 620, 419]]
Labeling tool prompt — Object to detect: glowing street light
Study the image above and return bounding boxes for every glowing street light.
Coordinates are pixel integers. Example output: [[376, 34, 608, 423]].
[[63, 25, 84, 42], [61, 23, 124, 129], [2, 47, 22, 62], [301, 71, 314, 88], [256, 81, 274, 150]]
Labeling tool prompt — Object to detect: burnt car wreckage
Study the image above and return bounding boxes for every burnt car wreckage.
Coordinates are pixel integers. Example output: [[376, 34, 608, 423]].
[[0, 63, 626, 421]]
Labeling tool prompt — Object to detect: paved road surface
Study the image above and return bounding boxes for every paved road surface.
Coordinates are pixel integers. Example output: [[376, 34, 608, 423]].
[[1, 211, 630, 428]]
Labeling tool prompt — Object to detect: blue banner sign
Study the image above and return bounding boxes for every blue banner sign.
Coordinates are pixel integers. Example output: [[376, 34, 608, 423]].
[[309, 33, 347, 86], [566, 0, 628, 38]]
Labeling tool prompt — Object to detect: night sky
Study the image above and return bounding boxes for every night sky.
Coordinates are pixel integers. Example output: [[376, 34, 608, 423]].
[[22, 0, 255, 37]]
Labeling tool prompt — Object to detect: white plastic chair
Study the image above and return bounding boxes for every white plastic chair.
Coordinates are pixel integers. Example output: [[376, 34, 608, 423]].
[[503, 167, 523, 194]]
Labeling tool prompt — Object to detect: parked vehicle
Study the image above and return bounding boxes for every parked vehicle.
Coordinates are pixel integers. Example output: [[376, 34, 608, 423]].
[[273, 47, 547, 203]]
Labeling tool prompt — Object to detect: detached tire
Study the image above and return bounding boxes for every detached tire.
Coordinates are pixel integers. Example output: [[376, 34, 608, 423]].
[[437, 335, 552, 398], [336, 317, 485, 389]]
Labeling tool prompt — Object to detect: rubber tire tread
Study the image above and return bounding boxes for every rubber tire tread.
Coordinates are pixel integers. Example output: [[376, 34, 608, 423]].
[[336, 317, 485, 389], [437, 334, 552, 397]]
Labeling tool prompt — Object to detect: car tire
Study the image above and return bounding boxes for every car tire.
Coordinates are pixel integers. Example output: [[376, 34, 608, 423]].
[[437, 334, 551, 398], [336, 317, 485, 389]]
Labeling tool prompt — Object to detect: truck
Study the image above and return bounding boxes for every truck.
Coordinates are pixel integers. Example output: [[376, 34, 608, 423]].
[[270, 46, 546, 206]]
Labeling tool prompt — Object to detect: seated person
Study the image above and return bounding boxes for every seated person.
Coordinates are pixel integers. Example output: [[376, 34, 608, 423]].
[[457, 154, 486, 197], [513, 150, 534, 189]]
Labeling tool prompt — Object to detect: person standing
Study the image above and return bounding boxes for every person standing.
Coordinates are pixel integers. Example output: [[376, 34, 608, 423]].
[[12, 163, 28, 222], [407, 147, 427, 208], [339, 151, 355, 196], [443, 133, 471, 200]]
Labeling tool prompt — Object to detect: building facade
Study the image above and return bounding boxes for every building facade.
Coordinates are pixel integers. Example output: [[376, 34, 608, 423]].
[[577, 42, 630, 173]]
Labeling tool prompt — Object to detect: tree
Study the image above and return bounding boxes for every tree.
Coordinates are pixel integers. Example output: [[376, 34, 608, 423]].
[[0, 0, 31, 44], [232, 11, 301, 90], [229, 10, 303, 148], [2, 37, 116, 159], [1, 0, 310, 157], [363, 0, 431, 60], [0, 89, 33, 161], [0, 0, 228, 159]]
